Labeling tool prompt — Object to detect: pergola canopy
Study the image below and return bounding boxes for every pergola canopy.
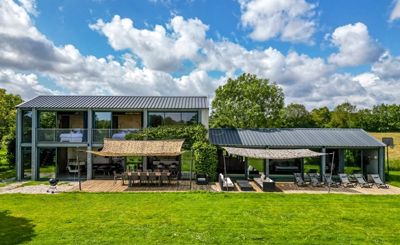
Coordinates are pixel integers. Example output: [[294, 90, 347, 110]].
[[223, 147, 327, 160], [88, 138, 185, 157]]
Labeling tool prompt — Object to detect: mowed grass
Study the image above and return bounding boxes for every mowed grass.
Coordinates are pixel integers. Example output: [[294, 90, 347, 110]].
[[1, 193, 400, 244]]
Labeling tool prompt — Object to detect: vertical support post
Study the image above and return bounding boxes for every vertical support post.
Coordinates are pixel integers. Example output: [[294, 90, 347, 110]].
[[265, 159, 270, 177], [16, 109, 22, 181], [360, 150, 364, 174], [320, 147, 326, 180], [300, 158, 304, 179], [86, 109, 93, 180], [338, 149, 345, 173], [142, 109, 148, 128], [244, 157, 248, 179], [31, 108, 38, 180], [378, 147, 385, 181]]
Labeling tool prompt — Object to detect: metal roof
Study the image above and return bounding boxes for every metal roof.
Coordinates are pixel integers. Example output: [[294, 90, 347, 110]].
[[209, 128, 385, 148], [17, 96, 208, 109]]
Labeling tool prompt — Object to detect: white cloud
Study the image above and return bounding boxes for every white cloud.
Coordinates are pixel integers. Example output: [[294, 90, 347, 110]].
[[89, 15, 208, 72], [1, 0, 400, 109], [239, 0, 316, 43], [0, 69, 55, 99], [389, 0, 400, 22], [371, 51, 400, 80], [328, 22, 383, 67]]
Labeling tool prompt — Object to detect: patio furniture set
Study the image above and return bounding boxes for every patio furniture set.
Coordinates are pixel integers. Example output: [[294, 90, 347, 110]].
[[114, 169, 177, 187], [294, 173, 389, 188]]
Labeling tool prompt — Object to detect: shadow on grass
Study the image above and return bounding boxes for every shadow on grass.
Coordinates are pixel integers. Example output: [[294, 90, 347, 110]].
[[0, 210, 36, 244]]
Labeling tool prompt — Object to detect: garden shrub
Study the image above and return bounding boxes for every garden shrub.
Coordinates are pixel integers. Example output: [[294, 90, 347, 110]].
[[193, 141, 218, 181], [125, 124, 207, 150]]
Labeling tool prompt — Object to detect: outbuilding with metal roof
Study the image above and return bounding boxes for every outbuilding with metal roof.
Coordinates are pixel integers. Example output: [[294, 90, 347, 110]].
[[209, 128, 386, 181]]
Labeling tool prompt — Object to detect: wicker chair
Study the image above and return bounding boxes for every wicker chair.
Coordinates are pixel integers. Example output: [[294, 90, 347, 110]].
[[139, 172, 148, 185], [148, 172, 157, 185]]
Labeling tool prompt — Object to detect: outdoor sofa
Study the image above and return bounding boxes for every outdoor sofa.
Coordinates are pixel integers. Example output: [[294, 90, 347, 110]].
[[218, 173, 235, 191]]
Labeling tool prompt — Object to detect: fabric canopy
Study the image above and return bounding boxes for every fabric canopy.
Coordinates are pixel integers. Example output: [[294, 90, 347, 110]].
[[223, 147, 327, 160], [88, 138, 185, 157]]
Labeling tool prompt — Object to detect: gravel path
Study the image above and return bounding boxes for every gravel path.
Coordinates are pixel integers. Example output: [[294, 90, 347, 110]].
[[0, 182, 78, 194]]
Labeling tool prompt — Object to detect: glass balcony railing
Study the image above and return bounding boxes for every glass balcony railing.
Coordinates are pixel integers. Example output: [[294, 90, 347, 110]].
[[36, 128, 140, 143], [93, 128, 141, 143], [37, 128, 88, 143]]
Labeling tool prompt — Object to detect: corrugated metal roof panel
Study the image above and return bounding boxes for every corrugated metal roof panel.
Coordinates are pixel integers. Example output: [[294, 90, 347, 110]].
[[17, 96, 209, 109], [209, 128, 385, 148]]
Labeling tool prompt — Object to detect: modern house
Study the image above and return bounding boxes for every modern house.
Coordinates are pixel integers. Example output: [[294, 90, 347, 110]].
[[209, 128, 386, 181], [15, 96, 209, 181], [15, 95, 387, 183]]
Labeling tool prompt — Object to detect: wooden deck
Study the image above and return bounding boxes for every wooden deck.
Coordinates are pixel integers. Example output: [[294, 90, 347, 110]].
[[76, 180, 400, 194], [79, 180, 216, 192]]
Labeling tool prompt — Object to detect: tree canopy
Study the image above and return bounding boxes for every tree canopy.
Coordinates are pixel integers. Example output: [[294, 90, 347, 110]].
[[0, 89, 22, 145], [210, 73, 284, 128], [282, 103, 314, 128]]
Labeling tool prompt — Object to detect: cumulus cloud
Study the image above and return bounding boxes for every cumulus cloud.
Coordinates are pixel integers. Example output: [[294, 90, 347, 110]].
[[0, 69, 55, 99], [1, 0, 400, 109], [328, 22, 383, 67], [389, 0, 400, 22], [239, 0, 317, 43], [89, 15, 208, 72]]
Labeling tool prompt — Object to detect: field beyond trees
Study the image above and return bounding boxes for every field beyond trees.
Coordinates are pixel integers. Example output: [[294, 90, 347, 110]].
[[1, 193, 400, 244]]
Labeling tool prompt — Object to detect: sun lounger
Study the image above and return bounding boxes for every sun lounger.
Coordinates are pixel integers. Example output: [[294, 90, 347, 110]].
[[368, 174, 389, 189], [323, 174, 340, 188], [218, 173, 234, 191], [307, 173, 323, 187], [339, 174, 356, 187], [353, 174, 373, 188], [293, 173, 307, 187]]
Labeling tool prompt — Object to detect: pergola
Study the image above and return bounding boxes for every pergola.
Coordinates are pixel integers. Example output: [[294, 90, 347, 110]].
[[222, 147, 329, 178], [88, 138, 185, 157]]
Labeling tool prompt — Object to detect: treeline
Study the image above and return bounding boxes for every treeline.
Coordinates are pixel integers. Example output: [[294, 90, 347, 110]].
[[210, 73, 400, 132], [282, 102, 400, 132]]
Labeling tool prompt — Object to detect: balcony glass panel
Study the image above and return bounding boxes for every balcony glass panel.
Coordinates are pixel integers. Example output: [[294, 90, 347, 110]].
[[93, 129, 140, 143], [37, 128, 87, 143]]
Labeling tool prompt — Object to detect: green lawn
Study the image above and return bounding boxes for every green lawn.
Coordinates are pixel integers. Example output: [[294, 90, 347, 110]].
[[1, 193, 400, 244], [388, 171, 400, 187]]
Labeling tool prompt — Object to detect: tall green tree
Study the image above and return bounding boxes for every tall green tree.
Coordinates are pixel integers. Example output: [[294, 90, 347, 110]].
[[0, 89, 23, 144], [329, 102, 358, 128], [310, 107, 331, 128], [0, 89, 23, 167], [211, 73, 284, 128], [368, 104, 400, 132], [282, 103, 313, 128]]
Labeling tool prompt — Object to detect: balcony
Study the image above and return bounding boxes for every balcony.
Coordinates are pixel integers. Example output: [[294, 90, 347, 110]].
[[37, 128, 88, 143], [36, 128, 141, 144], [93, 128, 141, 143]]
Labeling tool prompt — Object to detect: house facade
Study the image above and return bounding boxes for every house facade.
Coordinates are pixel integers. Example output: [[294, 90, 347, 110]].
[[15, 96, 209, 181]]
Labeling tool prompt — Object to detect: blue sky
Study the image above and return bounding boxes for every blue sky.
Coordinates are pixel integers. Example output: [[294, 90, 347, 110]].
[[1, 0, 400, 109]]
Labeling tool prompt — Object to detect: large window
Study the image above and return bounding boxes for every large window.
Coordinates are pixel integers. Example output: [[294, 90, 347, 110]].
[[22, 110, 32, 143], [148, 112, 198, 127], [22, 147, 32, 180], [39, 112, 56, 128], [93, 112, 112, 129]]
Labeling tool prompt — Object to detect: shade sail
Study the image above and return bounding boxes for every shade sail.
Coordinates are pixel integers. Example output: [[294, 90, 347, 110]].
[[88, 138, 185, 157], [223, 147, 327, 160]]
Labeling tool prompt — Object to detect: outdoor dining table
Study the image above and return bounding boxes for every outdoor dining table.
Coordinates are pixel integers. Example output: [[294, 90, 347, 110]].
[[127, 171, 170, 187]]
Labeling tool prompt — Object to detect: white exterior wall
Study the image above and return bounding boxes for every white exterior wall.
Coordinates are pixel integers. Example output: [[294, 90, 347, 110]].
[[200, 109, 209, 129]]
